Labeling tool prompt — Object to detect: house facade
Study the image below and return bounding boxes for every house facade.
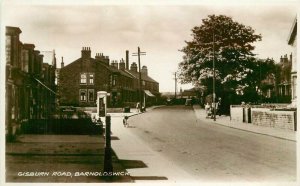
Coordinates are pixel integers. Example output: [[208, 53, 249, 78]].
[[125, 63, 160, 107], [6, 26, 56, 140], [288, 18, 297, 107], [276, 54, 292, 102], [58, 48, 160, 108]]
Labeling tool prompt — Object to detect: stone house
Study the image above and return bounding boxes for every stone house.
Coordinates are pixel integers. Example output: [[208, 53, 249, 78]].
[[288, 18, 297, 107], [58, 47, 136, 107], [6, 26, 56, 139]]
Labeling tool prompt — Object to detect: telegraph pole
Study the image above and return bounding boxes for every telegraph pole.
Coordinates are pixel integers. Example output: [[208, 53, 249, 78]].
[[132, 47, 146, 111], [174, 72, 177, 99], [213, 32, 216, 121]]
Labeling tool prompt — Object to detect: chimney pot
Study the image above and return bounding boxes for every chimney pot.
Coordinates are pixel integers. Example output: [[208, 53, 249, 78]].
[[81, 46, 91, 59]]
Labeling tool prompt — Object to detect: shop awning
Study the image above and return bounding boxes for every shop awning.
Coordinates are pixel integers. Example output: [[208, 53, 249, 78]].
[[144, 90, 155, 97]]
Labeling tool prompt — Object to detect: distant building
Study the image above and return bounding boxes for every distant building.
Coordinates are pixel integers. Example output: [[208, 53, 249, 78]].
[[276, 54, 292, 102], [58, 48, 160, 108], [6, 26, 56, 139], [125, 60, 160, 107]]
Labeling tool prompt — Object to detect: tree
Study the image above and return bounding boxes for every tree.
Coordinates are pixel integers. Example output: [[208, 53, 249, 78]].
[[178, 14, 264, 106]]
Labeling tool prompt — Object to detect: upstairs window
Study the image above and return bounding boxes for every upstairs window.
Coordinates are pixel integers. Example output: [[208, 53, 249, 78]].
[[89, 74, 94, 84], [80, 73, 87, 84], [111, 75, 117, 86]]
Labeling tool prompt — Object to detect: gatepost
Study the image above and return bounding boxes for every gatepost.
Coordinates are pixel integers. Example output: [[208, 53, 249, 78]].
[[104, 115, 113, 180], [97, 91, 113, 180]]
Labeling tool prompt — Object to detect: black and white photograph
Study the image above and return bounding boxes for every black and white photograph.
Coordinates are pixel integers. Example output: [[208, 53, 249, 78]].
[[1, 0, 299, 185]]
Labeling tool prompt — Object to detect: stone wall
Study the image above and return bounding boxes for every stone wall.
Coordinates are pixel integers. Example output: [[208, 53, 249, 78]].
[[252, 110, 296, 131], [230, 105, 296, 131]]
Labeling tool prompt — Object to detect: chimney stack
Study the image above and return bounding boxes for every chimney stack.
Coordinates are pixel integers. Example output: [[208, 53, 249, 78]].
[[111, 60, 119, 69], [141, 65, 148, 75], [61, 56, 64, 68], [126, 50, 129, 70], [119, 58, 125, 70], [283, 54, 288, 63], [81, 47, 91, 59], [130, 62, 138, 72]]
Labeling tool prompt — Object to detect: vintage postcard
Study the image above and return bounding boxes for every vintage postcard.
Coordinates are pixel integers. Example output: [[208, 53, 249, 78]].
[[1, 0, 299, 185]]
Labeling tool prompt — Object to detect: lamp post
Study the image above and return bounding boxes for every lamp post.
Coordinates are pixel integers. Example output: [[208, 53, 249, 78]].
[[175, 72, 177, 99]]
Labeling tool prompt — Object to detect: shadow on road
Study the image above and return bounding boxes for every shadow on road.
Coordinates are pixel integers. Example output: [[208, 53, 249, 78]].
[[119, 159, 147, 169], [131, 176, 168, 180]]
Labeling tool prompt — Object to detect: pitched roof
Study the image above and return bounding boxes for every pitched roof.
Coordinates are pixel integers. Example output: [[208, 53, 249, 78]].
[[125, 70, 158, 83], [288, 18, 297, 45], [61, 57, 133, 78]]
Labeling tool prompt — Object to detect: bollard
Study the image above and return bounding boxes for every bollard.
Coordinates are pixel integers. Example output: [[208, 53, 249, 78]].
[[104, 115, 113, 178], [247, 107, 252, 123]]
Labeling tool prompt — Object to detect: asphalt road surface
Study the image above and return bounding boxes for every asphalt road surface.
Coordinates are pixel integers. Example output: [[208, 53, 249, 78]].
[[125, 105, 296, 182]]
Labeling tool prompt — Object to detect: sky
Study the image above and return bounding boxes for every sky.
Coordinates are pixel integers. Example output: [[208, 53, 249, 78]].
[[1, 0, 299, 92]]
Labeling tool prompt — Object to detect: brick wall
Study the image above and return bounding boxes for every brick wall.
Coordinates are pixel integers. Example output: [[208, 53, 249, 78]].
[[252, 110, 295, 131]]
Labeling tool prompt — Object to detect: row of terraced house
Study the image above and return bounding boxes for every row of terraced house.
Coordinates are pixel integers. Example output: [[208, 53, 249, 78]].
[[57, 47, 160, 109], [5, 26, 160, 139], [5, 26, 57, 140]]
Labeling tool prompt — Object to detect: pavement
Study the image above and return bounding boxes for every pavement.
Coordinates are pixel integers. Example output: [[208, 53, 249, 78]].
[[192, 105, 296, 142], [110, 109, 197, 183]]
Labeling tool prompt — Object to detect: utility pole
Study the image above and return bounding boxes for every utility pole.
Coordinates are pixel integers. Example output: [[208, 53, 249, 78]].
[[213, 32, 216, 121], [132, 47, 146, 111], [174, 72, 177, 99]]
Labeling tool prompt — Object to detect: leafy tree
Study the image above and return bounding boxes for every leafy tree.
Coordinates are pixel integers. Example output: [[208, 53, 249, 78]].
[[178, 14, 266, 106]]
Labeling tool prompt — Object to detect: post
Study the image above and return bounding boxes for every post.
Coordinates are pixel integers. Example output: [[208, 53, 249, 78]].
[[104, 115, 113, 174], [213, 32, 216, 121], [138, 47, 143, 111], [175, 72, 177, 99], [132, 47, 146, 111]]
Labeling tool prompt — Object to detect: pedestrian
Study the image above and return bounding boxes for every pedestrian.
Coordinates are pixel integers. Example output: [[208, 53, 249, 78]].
[[205, 103, 211, 118], [217, 97, 222, 116], [123, 116, 129, 127], [136, 102, 140, 113]]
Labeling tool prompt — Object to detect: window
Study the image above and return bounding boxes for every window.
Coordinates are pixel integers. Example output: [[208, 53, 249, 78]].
[[293, 76, 297, 99], [111, 75, 117, 86], [80, 73, 87, 84], [79, 89, 87, 102], [89, 74, 94, 84], [6, 36, 11, 65], [88, 89, 94, 102]]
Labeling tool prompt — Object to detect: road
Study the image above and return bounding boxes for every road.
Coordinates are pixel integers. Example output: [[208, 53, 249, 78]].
[[112, 105, 296, 182]]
